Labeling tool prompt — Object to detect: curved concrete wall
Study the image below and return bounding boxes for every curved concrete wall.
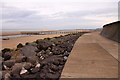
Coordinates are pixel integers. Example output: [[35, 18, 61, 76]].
[[100, 21, 120, 43]]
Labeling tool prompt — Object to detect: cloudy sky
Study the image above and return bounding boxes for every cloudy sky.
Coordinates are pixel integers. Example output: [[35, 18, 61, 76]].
[[1, 0, 119, 31]]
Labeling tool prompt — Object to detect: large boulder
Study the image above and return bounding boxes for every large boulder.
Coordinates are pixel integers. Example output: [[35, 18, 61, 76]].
[[3, 60, 15, 69], [15, 56, 27, 63], [11, 63, 23, 76], [26, 56, 38, 65], [37, 41, 54, 50], [3, 52, 12, 61], [20, 45, 38, 57], [23, 62, 32, 70]]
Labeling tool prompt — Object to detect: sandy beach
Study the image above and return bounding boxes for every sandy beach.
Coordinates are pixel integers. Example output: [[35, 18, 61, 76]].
[[0, 31, 21, 36], [1, 34, 66, 49]]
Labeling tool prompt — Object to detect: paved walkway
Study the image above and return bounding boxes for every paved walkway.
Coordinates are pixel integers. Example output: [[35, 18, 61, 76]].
[[61, 31, 118, 78]]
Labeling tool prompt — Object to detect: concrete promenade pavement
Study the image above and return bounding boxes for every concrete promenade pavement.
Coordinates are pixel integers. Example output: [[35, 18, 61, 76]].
[[61, 31, 119, 78]]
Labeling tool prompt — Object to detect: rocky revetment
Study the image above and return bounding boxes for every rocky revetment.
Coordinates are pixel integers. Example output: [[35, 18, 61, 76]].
[[1, 32, 84, 80]]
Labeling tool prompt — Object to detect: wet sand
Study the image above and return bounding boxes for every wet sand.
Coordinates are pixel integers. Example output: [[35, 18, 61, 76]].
[[1, 34, 66, 49], [0, 31, 21, 36]]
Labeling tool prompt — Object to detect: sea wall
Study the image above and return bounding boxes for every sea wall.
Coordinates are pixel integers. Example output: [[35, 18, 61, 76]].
[[100, 21, 120, 43]]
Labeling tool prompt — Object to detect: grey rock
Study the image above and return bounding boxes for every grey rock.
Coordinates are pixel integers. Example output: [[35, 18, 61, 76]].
[[26, 56, 38, 65], [2, 71, 11, 80], [15, 56, 27, 63], [50, 64, 59, 72], [11, 74, 21, 79], [11, 63, 23, 75], [20, 45, 37, 57], [1, 33, 82, 79], [3, 52, 12, 61], [0, 52, 2, 57], [30, 67, 39, 73], [52, 46, 64, 55], [20, 67, 29, 75], [58, 65, 63, 70], [21, 73, 39, 79], [23, 62, 32, 70], [46, 72, 60, 79], [3, 60, 15, 68], [48, 68, 56, 74], [53, 60, 60, 66], [37, 41, 53, 50], [36, 50, 45, 57], [39, 73, 46, 79], [63, 51, 70, 57], [4, 73, 11, 80], [46, 49, 53, 56]]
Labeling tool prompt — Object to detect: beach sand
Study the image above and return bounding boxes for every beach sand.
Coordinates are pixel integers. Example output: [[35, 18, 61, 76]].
[[0, 31, 21, 36], [1, 34, 66, 49]]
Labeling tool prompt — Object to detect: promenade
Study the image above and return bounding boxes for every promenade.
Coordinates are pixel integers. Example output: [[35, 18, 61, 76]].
[[61, 31, 119, 78]]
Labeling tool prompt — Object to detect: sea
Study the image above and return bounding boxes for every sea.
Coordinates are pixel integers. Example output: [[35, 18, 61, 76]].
[[0, 29, 31, 39]]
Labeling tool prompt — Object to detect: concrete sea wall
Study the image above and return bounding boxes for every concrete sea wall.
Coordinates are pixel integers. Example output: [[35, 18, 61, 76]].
[[100, 21, 120, 43]]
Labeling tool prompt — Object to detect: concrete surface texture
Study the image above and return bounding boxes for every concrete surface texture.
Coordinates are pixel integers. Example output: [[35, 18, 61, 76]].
[[61, 31, 119, 78], [100, 21, 120, 43]]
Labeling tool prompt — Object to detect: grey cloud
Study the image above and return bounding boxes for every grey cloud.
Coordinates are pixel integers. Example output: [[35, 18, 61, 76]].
[[2, 5, 36, 20], [63, 7, 117, 18], [2, 1, 118, 30]]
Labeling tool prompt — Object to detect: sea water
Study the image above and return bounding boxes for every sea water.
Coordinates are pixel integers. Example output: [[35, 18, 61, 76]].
[[0, 35, 30, 39]]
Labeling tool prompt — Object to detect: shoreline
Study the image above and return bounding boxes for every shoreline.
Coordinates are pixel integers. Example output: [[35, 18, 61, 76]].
[[1, 34, 66, 49], [0, 31, 21, 36]]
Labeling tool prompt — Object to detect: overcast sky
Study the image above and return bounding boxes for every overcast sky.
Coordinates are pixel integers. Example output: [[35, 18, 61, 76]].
[[1, 0, 119, 31]]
